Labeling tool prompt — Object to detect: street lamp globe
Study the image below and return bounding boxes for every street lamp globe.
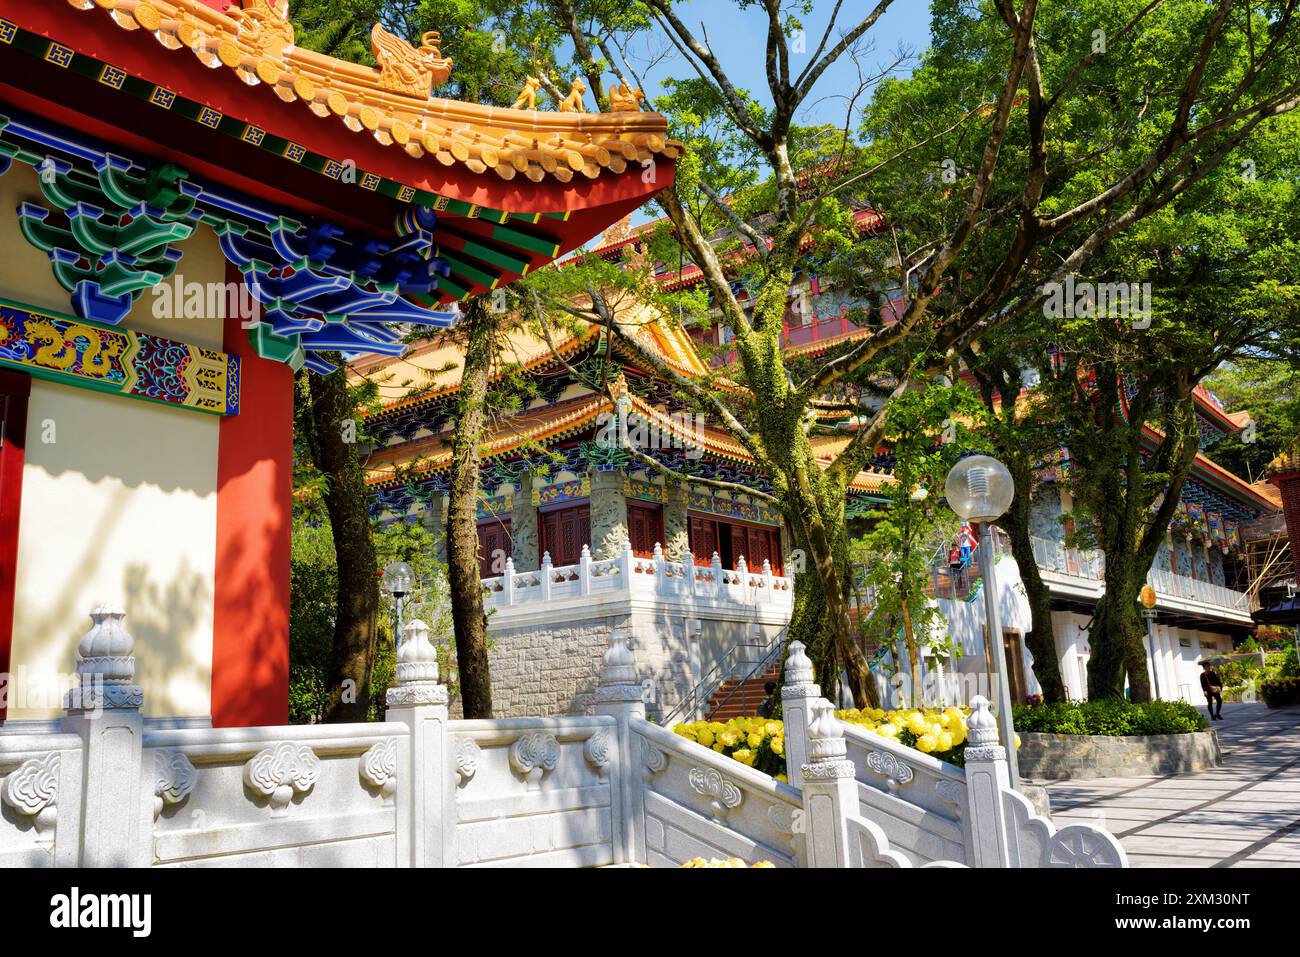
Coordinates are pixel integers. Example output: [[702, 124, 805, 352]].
[[944, 455, 1015, 523], [382, 561, 415, 599]]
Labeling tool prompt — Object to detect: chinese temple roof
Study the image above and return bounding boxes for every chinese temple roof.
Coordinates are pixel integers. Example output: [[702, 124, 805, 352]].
[[0, 0, 678, 293], [1268, 435, 1300, 479], [364, 387, 893, 496]]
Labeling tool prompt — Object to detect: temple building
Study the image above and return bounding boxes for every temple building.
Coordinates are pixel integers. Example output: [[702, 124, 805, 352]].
[[364, 209, 1283, 716], [0, 0, 676, 727]]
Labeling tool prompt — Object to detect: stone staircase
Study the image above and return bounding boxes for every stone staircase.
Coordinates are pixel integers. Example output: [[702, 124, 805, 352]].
[[706, 664, 781, 721]]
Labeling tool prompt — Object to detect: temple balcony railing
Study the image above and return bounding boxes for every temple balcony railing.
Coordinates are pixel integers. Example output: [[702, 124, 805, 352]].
[[481, 542, 795, 614], [1028, 534, 1257, 619]]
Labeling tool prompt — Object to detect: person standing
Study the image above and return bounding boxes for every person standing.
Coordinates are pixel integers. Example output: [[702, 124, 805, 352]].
[[757, 681, 778, 718], [1200, 662, 1224, 720]]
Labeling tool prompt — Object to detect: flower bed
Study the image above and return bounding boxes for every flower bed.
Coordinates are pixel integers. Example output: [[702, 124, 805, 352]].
[[835, 706, 972, 768], [1012, 700, 1217, 781], [1262, 677, 1300, 708], [671, 717, 787, 778], [672, 705, 975, 777]]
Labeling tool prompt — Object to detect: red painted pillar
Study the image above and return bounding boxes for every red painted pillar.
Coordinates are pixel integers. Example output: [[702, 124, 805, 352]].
[[1270, 461, 1300, 583], [211, 271, 292, 728]]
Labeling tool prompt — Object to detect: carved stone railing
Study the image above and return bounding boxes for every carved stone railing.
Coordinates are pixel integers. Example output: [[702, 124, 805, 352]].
[[482, 542, 794, 614], [143, 723, 407, 867], [447, 715, 621, 867], [778, 641, 1128, 869], [2, 607, 1125, 868], [631, 720, 803, 868], [840, 723, 969, 865], [0, 732, 83, 868]]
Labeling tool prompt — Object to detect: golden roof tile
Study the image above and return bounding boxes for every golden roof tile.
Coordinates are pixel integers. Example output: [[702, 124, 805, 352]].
[[67, 0, 682, 185]]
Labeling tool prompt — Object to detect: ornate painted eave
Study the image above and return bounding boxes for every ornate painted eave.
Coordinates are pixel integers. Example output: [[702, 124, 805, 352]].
[[0, 0, 680, 308]]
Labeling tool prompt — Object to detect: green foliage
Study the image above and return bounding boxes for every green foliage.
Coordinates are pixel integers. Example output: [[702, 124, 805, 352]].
[[289, 513, 456, 724], [1013, 699, 1208, 736], [1203, 359, 1300, 480], [1261, 676, 1300, 708], [851, 383, 988, 672]]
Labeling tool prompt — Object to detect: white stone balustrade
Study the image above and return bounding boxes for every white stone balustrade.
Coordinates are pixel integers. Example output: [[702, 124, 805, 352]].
[[481, 541, 795, 613], [0, 603, 1129, 868]]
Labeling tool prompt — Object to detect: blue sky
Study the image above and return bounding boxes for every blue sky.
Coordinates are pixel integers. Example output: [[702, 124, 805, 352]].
[[631, 1, 934, 126], [608, 1, 935, 224]]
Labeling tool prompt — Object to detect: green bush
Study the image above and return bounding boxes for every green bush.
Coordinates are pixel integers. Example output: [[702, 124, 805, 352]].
[[1012, 699, 1208, 736], [1261, 677, 1300, 709]]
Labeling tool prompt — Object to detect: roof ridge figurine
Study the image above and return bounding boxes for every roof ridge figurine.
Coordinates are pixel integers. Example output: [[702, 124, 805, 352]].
[[371, 23, 454, 97]]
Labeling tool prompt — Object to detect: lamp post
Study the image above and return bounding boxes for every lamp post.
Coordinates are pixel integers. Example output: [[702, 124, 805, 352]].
[[1139, 584, 1161, 701], [945, 454, 1019, 788], [382, 561, 415, 650]]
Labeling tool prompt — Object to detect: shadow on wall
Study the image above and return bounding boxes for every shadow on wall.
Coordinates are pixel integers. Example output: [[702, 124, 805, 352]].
[[27, 380, 220, 495], [125, 559, 212, 718]]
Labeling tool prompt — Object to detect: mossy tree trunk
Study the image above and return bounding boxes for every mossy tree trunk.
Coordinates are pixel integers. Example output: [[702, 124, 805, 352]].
[[302, 359, 380, 723], [446, 297, 495, 718]]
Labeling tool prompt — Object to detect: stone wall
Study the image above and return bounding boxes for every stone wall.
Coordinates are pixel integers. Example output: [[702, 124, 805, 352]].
[[464, 616, 622, 718], [1018, 730, 1221, 781]]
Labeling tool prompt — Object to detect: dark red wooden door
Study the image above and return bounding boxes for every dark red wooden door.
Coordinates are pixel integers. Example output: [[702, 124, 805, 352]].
[[540, 504, 590, 566], [688, 516, 718, 564], [627, 502, 663, 556], [476, 519, 511, 577]]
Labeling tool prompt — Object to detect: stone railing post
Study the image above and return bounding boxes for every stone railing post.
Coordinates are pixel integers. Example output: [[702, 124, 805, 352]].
[[578, 544, 592, 594], [762, 559, 774, 604], [594, 628, 645, 865], [540, 550, 553, 601], [619, 541, 635, 590], [779, 641, 818, 790], [61, 603, 147, 868], [710, 551, 723, 598], [684, 549, 696, 596], [652, 541, 666, 592], [502, 557, 516, 606], [385, 618, 451, 869], [962, 696, 1014, 868], [799, 699, 858, 868]]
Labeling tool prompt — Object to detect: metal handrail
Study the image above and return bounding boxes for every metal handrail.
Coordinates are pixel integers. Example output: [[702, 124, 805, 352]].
[[701, 625, 789, 722], [661, 625, 788, 727]]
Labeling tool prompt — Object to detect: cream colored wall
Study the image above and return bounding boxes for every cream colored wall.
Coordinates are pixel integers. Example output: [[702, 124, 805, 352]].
[[9, 383, 219, 719], [1, 161, 230, 720]]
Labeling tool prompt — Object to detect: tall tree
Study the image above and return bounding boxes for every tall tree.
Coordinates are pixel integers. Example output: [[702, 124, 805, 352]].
[[533, 0, 1300, 704], [290, 1, 571, 718], [296, 360, 381, 722]]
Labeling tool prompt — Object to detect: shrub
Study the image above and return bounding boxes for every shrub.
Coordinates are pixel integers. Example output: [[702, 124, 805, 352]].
[[1261, 677, 1300, 709], [1012, 699, 1207, 736]]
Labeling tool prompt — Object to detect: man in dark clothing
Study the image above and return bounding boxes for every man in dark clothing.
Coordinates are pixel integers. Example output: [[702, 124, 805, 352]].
[[1201, 663, 1224, 720], [757, 681, 777, 718]]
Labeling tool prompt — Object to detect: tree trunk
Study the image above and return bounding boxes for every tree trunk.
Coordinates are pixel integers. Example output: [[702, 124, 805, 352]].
[[1086, 557, 1151, 701], [305, 360, 380, 723], [446, 297, 495, 718], [1001, 464, 1066, 703], [784, 475, 880, 708]]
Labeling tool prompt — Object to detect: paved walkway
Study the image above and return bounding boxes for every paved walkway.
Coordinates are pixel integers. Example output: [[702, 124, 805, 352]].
[[1043, 704, 1300, 868]]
